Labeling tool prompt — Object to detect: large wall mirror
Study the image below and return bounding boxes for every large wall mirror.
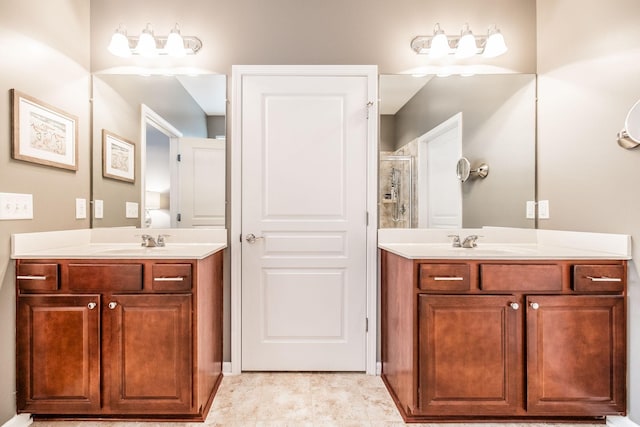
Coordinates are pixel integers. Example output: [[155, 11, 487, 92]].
[[379, 73, 536, 229], [91, 73, 226, 228]]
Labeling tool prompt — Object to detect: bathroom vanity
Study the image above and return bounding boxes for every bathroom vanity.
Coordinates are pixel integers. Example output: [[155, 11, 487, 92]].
[[379, 228, 630, 423], [12, 229, 226, 421]]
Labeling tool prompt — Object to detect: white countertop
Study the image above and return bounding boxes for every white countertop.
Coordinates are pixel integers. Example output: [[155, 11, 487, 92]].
[[378, 227, 631, 260], [11, 228, 227, 260]]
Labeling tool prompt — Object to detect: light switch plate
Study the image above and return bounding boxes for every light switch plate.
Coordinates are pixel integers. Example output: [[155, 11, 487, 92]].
[[125, 202, 139, 218], [0, 192, 33, 220], [76, 198, 87, 219], [94, 199, 104, 219], [538, 200, 550, 219], [526, 201, 536, 219]]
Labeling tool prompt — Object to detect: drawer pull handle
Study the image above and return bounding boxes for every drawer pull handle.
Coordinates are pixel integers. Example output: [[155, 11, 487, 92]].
[[17, 275, 47, 281], [586, 276, 622, 282], [108, 302, 118, 310], [87, 302, 97, 310], [530, 302, 540, 310], [510, 302, 520, 310], [432, 277, 464, 281], [154, 276, 185, 282]]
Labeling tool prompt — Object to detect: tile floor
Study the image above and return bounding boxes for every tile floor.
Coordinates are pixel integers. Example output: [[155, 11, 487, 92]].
[[31, 372, 603, 427]]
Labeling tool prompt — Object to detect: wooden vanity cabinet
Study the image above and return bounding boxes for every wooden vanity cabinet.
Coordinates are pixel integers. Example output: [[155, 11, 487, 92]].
[[381, 251, 627, 422], [15, 251, 223, 421]]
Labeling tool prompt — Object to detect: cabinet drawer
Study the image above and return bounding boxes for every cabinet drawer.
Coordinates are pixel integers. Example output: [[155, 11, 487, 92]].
[[480, 264, 561, 292], [151, 263, 192, 291], [573, 265, 625, 292], [68, 264, 143, 291], [419, 264, 470, 291], [17, 263, 58, 291]]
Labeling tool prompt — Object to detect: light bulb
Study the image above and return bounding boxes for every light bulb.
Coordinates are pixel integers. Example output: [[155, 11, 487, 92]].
[[483, 26, 508, 58], [428, 23, 450, 58], [455, 24, 477, 59], [165, 24, 186, 57], [107, 25, 131, 57], [136, 23, 157, 57]]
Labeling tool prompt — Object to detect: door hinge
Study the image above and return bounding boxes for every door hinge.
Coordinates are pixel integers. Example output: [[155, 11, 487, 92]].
[[176, 213, 182, 222], [365, 317, 369, 332], [177, 154, 182, 162], [366, 211, 369, 226], [366, 101, 374, 119]]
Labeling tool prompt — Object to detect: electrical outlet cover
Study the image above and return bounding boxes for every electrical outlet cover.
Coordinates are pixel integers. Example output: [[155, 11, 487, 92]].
[[125, 202, 139, 218]]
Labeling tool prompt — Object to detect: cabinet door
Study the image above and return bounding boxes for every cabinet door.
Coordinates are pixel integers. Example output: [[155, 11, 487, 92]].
[[526, 295, 625, 416], [106, 294, 193, 414], [418, 295, 522, 415], [16, 295, 101, 414]]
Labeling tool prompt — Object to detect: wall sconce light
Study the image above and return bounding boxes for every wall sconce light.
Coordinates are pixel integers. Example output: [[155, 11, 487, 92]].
[[108, 23, 202, 58], [411, 23, 507, 59]]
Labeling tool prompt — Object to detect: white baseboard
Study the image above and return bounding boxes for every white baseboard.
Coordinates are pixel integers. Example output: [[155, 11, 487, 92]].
[[1, 414, 32, 427], [376, 362, 382, 375], [222, 362, 233, 374], [608, 416, 640, 427]]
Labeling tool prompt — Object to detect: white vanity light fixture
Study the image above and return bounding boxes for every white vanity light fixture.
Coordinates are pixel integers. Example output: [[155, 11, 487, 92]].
[[107, 22, 203, 57], [454, 23, 477, 59], [410, 23, 507, 59]]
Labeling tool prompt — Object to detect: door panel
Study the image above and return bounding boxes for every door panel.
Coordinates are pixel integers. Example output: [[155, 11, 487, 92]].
[[107, 294, 192, 414], [16, 295, 101, 414], [526, 295, 626, 415], [418, 295, 521, 415], [175, 137, 225, 228], [241, 74, 368, 371]]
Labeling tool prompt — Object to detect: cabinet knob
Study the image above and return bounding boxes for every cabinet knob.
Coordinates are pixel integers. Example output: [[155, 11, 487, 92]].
[[87, 302, 97, 310], [509, 302, 520, 310], [108, 302, 118, 310], [530, 302, 540, 310]]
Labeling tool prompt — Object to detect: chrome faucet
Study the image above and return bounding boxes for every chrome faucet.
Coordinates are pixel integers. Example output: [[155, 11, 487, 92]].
[[461, 234, 480, 248], [140, 234, 169, 247], [447, 234, 461, 247]]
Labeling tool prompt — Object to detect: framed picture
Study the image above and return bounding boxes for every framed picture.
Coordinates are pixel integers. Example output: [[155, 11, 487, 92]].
[[11, 89, 78, 171], [102, 129, 135, 183]]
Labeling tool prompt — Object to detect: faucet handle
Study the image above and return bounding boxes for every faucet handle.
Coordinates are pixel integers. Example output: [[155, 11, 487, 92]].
[[462, 234, 482, 248], [157, 234, 170, 246], [447, 234, 461, 247]]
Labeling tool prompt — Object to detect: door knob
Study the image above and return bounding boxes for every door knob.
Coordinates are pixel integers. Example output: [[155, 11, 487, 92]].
[[108, 302, 118, 310], [87, 302, 97, 310], [530, 302, 540, 310], [509, 302, 520, 310], [245, 233, 264, 244]]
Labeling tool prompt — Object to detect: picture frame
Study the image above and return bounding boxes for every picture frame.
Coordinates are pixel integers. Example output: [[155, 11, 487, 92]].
[[10, 89, 78, 171], [102, 129, 135, 183]]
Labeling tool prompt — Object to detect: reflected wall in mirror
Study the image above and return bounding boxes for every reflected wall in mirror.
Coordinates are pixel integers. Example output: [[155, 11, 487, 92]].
[[379, 73, 536, 229], [92, 74, 226, 228]]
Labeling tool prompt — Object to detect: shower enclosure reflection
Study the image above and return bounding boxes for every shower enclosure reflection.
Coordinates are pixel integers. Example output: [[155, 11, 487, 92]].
[[379, 155, 413, 228]]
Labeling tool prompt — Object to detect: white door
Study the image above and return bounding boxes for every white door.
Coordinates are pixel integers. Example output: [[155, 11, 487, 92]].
[[240, 73, 370, 371], [173, 137, 225, 228], [418, 113, 463, 228]]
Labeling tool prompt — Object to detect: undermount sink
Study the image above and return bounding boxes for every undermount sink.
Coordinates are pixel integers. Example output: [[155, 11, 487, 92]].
[[96, 247, 169, 254], [447, 245, 538, 255]]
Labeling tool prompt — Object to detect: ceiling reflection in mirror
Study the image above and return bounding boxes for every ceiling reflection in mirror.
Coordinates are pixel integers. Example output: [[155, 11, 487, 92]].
[[91, 74, 226, 229], [379, 73, 536, 229]]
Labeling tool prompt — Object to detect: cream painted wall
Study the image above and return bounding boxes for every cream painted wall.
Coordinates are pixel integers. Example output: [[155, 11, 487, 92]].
[[0, 1, 91, 424], [3, 0, 639, 424], [537, 0, 640, 422]]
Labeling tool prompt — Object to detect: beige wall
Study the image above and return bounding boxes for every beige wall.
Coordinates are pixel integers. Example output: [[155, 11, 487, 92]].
[[3, 0, 640, 424], [0, 0, 91, 423], [536, 0, 640, 422]]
